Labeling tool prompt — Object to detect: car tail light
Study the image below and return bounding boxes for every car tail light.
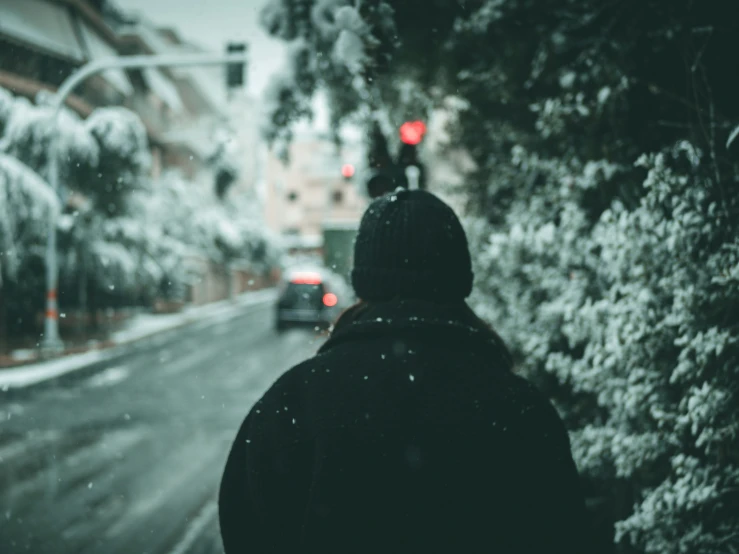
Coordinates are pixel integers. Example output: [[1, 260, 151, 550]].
[[323, 293, 338, 307], [291, 272, 322, 285]]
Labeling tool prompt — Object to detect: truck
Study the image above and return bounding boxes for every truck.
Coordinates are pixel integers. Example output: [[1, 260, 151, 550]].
[[321, 221, 359, 283]]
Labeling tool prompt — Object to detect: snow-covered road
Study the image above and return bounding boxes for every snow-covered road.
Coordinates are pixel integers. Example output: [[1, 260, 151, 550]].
[[0, 289, 278, 390], [0, 298, 323, 553]]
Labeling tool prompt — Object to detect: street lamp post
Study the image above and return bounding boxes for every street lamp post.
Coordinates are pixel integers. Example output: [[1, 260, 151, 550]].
[[40, 52, 249, 355]]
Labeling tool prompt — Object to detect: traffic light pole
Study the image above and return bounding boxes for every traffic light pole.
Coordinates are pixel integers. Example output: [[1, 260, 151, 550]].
[[405, 166, 421, 190], [40, 52, 249, 356]]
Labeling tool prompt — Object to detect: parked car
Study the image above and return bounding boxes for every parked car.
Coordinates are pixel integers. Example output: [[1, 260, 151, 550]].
[[275, 268, 352, 332]]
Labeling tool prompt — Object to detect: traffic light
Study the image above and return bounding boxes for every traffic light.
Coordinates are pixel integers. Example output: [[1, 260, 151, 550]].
[[365, 121, 403, 198], [399, 121, 426, 146], [397, 120, 427, 190], [341, 164, 355, 180], [226, 42, 247, 89], [364, 120, 428, 198], [367, 121, 394, 170]]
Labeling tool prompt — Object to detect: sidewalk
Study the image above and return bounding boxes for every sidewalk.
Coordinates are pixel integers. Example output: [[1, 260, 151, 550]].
[[0, 288, 277, 390]]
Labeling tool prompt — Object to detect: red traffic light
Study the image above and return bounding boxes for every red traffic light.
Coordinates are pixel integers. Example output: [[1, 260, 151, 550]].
[[341, 164, 355, 178], [399, 121, 427, 145]]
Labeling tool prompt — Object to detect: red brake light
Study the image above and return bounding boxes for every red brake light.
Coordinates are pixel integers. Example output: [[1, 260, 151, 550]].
[[323, 293, 338, 307], [291, 272, 322, 285]]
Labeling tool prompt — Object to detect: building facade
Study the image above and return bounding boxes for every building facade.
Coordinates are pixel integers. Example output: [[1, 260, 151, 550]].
[[264, 132, 366, 255], [0, 0, 266, 306]]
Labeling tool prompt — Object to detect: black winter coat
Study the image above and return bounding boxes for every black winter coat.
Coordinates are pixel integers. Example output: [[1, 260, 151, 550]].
[[219, 300, 590, 553]]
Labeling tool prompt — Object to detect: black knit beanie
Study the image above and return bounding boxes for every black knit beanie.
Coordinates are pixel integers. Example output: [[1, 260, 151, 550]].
[[351, 189, 473, 302]]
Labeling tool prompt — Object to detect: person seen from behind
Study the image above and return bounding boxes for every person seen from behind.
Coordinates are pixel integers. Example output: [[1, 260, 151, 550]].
[[219, 189, 590, 553]]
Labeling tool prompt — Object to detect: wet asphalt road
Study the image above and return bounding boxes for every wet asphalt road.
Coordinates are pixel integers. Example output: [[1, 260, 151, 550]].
[[0, 299, 322, 554]]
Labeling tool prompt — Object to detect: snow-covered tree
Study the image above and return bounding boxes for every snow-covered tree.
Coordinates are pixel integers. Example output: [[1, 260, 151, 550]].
[[1, 93, 98, 188], [207, 140, 241, 199], [0, 153, 59, 280], [0, 86, 14, 138], [0, 153, 60, 343], [1, 86, 279, 338], [83, 107, 151, 217], [146, 170, 279, 273]]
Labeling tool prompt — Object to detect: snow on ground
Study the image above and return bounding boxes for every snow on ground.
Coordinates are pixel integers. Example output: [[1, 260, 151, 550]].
[[109, 311, 189, 345], [111, 288, 276, 344], [85, 365, 131, 388], [0, 350, 112, 391], [0, 288, 277, 390]]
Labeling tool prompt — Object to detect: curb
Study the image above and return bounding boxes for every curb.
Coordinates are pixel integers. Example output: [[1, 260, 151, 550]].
[[0, 289, 277, 393]]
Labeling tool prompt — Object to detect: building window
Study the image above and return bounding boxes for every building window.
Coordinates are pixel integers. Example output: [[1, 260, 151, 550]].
[[287, 191, 299, 202], [332, 190, 343, 204]]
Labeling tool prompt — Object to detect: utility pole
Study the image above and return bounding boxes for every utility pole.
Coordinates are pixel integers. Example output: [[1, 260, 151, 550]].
[[405, 166, 421, 190], [40, 52, 249, 356]]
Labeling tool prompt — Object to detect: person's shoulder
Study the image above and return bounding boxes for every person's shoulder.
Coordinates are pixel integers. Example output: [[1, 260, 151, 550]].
[[277, 351, 332, 387], [497, 371, 566, 425], [246, 354, 328, 442], [507, 371, 547, 399], [251, 352, 329, 409]]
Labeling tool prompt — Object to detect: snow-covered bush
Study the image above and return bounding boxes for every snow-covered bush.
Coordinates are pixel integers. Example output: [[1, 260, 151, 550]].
[[468, 142, 739, 553], [564, 146, 738, 554]]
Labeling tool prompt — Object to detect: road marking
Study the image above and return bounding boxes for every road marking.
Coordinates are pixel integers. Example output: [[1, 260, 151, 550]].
[[168, 501, 218, 554], [85, 366, 130, 388]]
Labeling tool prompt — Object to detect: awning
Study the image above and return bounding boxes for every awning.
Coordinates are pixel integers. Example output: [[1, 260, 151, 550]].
[[142, 68, 183, 112], [78, 23, 134, 96], [0, 0, 85, 61]]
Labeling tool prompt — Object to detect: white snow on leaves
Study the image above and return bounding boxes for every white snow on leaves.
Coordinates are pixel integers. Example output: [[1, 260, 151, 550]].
[[0, 153, 60, 279], [333, 30, 367, 75]]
